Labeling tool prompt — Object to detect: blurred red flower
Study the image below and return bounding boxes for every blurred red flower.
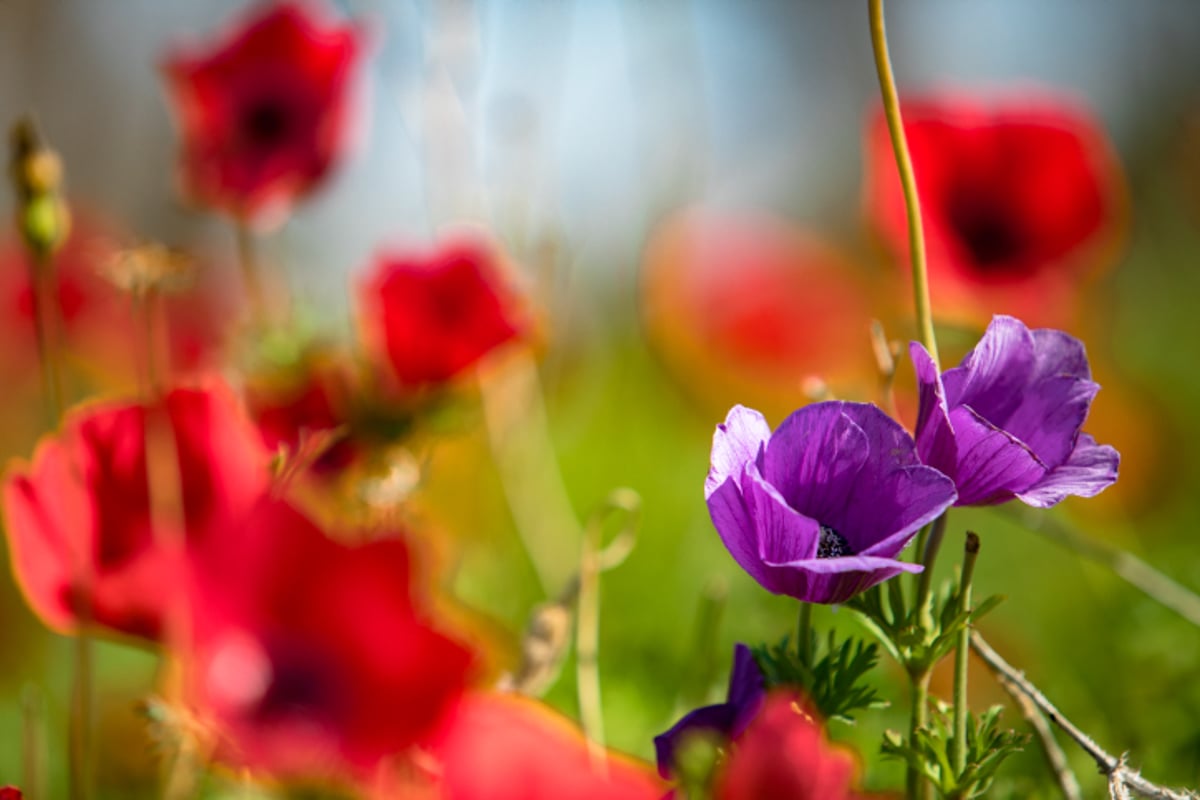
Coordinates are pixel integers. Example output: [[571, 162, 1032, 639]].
[[183, 497, 473, 778], [245, 348, 360, 475], [161, 0, 364, 228], [1, 381, 270, 640], [864, 92, 1125, 329], [417, 692, 664, 800], [0, 212, 238, 406], [358, 236, 527, 388], [716, 693, 887, 800], [641, 208, 876, 420], [0, 787, 21, 800]]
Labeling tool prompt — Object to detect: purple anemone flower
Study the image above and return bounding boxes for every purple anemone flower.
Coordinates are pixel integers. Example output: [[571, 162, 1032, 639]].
[[910, 315, 1119, 507], [705, 402, 957, 604], [653, 643, 765, 779]]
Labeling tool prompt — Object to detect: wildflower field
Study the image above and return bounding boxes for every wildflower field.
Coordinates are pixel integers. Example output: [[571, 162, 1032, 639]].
[[2, 2, 1200, 799]]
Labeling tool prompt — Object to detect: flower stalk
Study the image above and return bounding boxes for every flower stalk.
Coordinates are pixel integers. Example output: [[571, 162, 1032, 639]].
[[915, 514, 948, 638], [868, 0, 938, 368], [797, 601, 813, 666], [235, 223, 268, 328], [952, 532, 980, 777]]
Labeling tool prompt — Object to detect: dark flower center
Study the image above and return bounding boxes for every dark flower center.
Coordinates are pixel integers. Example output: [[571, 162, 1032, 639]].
[[946, 194, 1029, 272], [254, 647, 338, 722], [240, 100, 291, 149], [817, 525, 853, 559]]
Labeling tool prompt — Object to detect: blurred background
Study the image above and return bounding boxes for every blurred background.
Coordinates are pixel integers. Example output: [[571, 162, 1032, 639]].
[[3, 1, 1200, 797]]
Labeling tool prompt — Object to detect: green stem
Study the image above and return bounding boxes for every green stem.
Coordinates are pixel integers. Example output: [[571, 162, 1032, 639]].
[[28, 249, 92, 800], [911, 522, 930, 597], [907, 668, 932, 800], [868, 0, 939, 368], [69, 633, 93, 800], [21, 684, 46, 800], [907, 511, 947, 800], [797, 601, 813, 666], [235, 223, 267, 328], [952, 532, 981, 777], [29, 252, 64, 427], [915, 513, 948, 629]]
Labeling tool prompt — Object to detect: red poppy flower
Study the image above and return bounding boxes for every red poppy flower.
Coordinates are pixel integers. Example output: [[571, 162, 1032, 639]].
[[413, 692, 664, 800], [640, 208, 876, 420], [182, 497, 473, 779], [358, 236, 527, 388], [1, 381, 271, 640], [864, 91, 1125, 329], [715, 693, 888, 800], [0, 788, 21, 800], [161, 0, 364, 228], [245, 349, 360, 475]]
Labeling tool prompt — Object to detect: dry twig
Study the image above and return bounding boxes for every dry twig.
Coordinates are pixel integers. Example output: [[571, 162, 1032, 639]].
[[970, 633, 1198, 800]]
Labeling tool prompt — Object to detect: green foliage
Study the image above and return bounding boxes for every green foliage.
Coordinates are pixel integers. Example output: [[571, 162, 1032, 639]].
[[847, 575, 1003, 676], [752, 629, 886, 723], [882, 702, 1028, 799]]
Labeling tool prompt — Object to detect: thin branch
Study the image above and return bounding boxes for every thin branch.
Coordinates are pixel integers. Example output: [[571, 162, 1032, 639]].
[[1016, 510, 1200, 630], [991, 666, 1082, 800], [970, 633, 1197, 800]]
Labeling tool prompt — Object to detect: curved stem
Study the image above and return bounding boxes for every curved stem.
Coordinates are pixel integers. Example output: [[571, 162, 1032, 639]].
[[868, 0, 938, 368]]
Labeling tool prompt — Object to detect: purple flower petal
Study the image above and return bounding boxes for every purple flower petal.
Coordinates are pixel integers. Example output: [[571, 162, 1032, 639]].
[[706, 405, 771, 498], [706, 474, 762, 587], [706, 401, 956, 604], [909, 315, 1117, 509], [945, 316, 1035, 422], [761, 402, 869, 531], [654, 704, 738, 778], [829, 402, 957, 554], [999, 374, 1099, 467], [1017, 434, 1120, 508], [727, 644, 767, 724], [745, 466, 822, 569], [911, 342, 958, 477], [947, 405, 1046, 505], [852, 465, 958, 557], [1030, 328, 1092, 382], [653, 643, 765, 779], [766, 553, 923, 576], [757, 559, 918, 605]]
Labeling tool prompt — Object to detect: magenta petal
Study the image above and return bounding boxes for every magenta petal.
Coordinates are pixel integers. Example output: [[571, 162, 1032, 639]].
[[761, 402, 869, 531], [949, 405, 1046, 505], [706, 405, 772, 498], [1017, 434, 1119, 508]]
